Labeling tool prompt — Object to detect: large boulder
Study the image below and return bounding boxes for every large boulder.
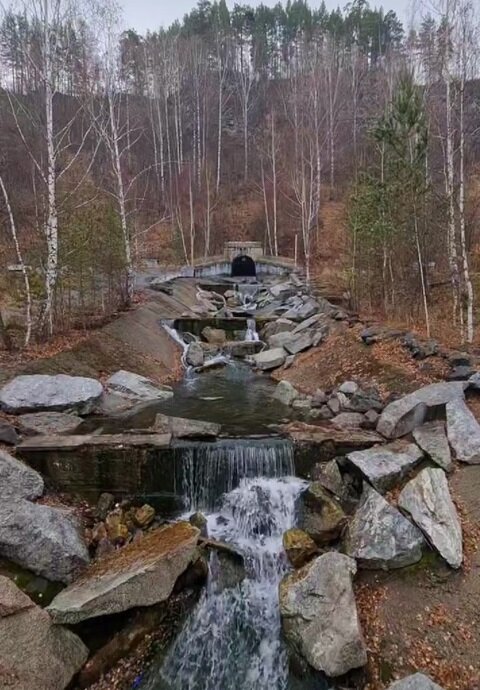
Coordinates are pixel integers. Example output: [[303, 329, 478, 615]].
[[18, 411, 83, 437], [377, 381, 466, 439], [0, 499, 89, 583], [0, 374, 103, 414], [300, 483, 346, 545], [344, 484, 424, 569], [0, 576, 88, 690], [279, 552, 367, 677], [153, 413, 220, 439], [346, 441, 423, 493], [398, 468, 462, 569], [0, 419, 18, 445], [273, 380, 299, 406], [0, 450, 44, 500], [284, 332, 313, 355], [252, 347, 286, 371], [387, 674, 445, 690], [331, 412, 365, 430], [201, 327, 226, 344], [48, 521, 199, 624], [413, 421, 452, 471], [105, 370, 173, 402], [446, 398, 480, 464]]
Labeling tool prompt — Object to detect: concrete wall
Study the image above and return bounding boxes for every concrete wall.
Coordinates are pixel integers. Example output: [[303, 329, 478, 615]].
[[224, 241, 264, 262]]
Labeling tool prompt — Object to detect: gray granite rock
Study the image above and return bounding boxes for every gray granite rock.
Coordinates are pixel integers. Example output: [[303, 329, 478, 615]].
[[18, 411, 83, 437], [284, 331, 313, 355], [377, 381, 466, 439], [331, 412, 365, 430], [105, 370, 173, 402], [252, 347, 286, 370], [279, 552, 367, 677], [398, 467, 462, 569], [0, 374, 103, 414], [446, 398, 480, 464], [413, 421, 452, 471], [0, 450, 44, 500], [387, 673, 445, 690], [346, 441, 423, 493], [345, 484, 424, 569], [185, 342, 204, 367], [154, 413, 220, 439], [273, 380, 299, 406]]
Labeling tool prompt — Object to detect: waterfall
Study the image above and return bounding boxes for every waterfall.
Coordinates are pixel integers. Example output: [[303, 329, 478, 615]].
[[245, 317, 259, 342], [176, 438, 295, 512], [143, 439, 306, 690]]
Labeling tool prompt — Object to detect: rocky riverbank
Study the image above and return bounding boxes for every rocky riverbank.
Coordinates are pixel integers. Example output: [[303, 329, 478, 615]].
[[0, 270, 479, 689]]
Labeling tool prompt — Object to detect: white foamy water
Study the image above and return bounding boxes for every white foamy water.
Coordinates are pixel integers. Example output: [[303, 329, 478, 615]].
[[146, 471, 306, 690]]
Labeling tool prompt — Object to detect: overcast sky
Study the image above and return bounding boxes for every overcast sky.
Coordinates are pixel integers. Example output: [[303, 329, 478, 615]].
[[122, 0, 414, 34]]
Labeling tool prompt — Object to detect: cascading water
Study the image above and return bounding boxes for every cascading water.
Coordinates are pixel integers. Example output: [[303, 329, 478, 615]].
[[143, 440, 306, 690], [245, 317, 259, 342]]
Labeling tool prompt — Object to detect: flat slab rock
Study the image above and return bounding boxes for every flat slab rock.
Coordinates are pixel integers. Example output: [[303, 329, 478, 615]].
[[0, 374, 103, 414], [18, 411, 83, 437], [47, 521, 199, 624], [346, 441, 424, 493], [398, 467, 462, 569], [252, 347, 286, 370], [0, 576, 88, 690], [153, 413, 220, 438], [279, 552, 367, 677], [0, 450, 44, 501], [0, 499, 89, 583], [387, 673, 445, 690], [413, 421, 452, 471], [345, 483, 424, 569], [377, 381, 467, 439], [105, 370, 173, 402], [446, 398, 480, 464]]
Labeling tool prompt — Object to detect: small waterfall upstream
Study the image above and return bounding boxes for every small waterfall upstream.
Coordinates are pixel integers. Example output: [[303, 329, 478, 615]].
[[143, 439, 306, 690]]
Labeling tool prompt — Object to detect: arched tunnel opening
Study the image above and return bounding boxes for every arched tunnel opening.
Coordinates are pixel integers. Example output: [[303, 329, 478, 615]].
[[231, 254, 256, 278]]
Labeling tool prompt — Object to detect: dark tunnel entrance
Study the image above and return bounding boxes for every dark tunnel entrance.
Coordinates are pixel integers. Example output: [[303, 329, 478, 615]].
[[231, 254, 256, 277]]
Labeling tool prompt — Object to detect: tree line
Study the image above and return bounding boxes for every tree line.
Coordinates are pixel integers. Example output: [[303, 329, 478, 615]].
[[0, 0, 478, 346]]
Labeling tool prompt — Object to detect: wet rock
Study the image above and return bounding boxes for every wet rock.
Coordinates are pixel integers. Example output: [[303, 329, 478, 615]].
[[387, 673, 445, 690], [201, 327, 226, 344], [0, 499, 89, 583], [94, 492, 115, 521], [413, 421, 452, 471], [210, 549, 246, 592], [279, 552, 367, 677], [311, 460, 345, 499], [0, 449, 44, 500], [48, 521, 200, 624], [346, 441, 423, 493], [154, 413, 221, 439], [133, 504, 155, 528], [252, 347, 286, 371], [398, 467, 462, 569], [344, 483, 424, 569], [0, 576, 88, 689], [331, 412, 365, 430], [339, 381, 359, 396], [224, 341, 263, 357], [0, 374, 103, 414], [190, 512, 208, 538], [0, 419, 18, 445], [283, 528, 319, 568], [273, 380, 299, 406], [300, 482, 346, 545], [18, 411, 83, 436], [185, 342, 204, 367], [377, 381, 466, 439], [446, 398, 480, 464], [105, 370, 173, 402]]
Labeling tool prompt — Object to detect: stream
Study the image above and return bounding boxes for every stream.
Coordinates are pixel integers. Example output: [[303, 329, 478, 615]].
[[140, 275, 323, 689]]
